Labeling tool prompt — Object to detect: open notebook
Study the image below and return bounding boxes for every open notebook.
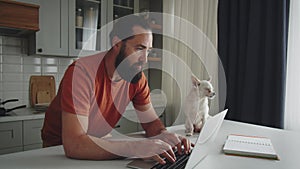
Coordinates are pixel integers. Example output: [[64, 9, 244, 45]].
[[127, 109, 228, 169]]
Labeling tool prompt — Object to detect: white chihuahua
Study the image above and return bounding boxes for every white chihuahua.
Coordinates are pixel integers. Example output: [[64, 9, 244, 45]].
[[184, 75, 216, 136]]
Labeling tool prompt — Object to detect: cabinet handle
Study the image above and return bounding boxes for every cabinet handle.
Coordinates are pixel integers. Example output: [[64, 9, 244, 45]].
[[37, 48, 43, 53], [114, 125, 121, 128]]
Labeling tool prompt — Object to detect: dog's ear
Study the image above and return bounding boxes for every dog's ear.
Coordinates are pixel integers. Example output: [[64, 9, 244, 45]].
[[191, 75, 201, 87], [207, 76, 212, 82]]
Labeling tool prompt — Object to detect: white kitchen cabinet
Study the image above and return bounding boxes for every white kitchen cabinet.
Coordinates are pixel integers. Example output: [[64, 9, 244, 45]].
[[68, 0, 144, 57], [0, 119, 44, 155], [29, 0, 69, 56], [23, 144, 42, 151], [0, 121, 23, 155], [0, 147, 23, 155], [23, 119, 44, 150], [68, 0, 106, 57], [30, 0, 147, 57]]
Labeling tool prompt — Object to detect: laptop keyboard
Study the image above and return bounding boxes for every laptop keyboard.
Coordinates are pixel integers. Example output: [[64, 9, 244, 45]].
[[151, 150, 192, 169]]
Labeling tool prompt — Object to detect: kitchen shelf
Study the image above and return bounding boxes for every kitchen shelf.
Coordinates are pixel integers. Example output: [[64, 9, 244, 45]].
[[148, 57, 161, 62], [113, 4, 134, 10], [76, 26, 98, 31], [149, 23, 162, 30], [84, 0, 100, 4]]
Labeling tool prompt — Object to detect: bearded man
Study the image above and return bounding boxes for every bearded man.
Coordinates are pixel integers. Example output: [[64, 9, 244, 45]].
[[41, 15, 191, 165]]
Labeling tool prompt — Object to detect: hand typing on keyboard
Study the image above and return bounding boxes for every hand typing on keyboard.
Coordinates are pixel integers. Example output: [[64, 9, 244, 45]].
[[124, 130, 192, 165], [152, 148, 193, 169], [152, 130, 192, 154], [147, 130, 193, 165]]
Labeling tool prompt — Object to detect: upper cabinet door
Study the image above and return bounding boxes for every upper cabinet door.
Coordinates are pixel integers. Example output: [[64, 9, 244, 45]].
[[110, 0, 136, 21], [35, 0, 69, 56], [69, 0, 140, 57], [69, 0, 106, 57], [29, 0, 146, 57]]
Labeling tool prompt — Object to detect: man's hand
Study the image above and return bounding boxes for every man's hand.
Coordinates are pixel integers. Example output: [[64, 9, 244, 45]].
[[151, 130, 193, 155], [133, 103, 193, 163], [127, 139, 176, 165], [135, 131, 193, 164]]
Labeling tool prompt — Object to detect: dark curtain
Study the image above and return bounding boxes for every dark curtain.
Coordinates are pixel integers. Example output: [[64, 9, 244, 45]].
[[218, 0, 290, 128]]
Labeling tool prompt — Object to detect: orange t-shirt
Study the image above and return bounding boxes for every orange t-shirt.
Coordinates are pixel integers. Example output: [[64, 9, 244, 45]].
[[41, 52, 150, 147]]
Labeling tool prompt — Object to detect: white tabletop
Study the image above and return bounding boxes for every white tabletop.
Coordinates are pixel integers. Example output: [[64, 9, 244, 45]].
[[187, 120, 300, 169], [0, 120, 299, 169]]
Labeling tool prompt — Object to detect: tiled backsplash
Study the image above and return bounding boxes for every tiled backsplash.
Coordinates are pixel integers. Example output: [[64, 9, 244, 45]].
[[0, 36, 76, 108]]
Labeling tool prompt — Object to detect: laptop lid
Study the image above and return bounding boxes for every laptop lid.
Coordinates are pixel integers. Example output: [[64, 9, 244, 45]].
[[127, 109, 228, 169], [185, 109, 228, 169]]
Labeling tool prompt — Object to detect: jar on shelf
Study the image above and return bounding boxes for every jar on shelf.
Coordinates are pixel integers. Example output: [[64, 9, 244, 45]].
[[140, 9, 150, 20], [76, 8, 83, 27], [85, 7, 97, 28], [150, 50, 158, 57]]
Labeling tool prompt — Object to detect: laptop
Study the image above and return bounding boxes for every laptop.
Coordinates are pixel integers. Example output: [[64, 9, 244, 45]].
[[126, 109, 228, 169]]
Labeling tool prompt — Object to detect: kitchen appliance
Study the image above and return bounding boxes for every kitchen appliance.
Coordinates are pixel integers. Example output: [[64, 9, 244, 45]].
[[0, 99, 26, 116]]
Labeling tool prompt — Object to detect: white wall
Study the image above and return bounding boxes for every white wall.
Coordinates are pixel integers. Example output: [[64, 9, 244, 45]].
[[0, 36, 75, 109]]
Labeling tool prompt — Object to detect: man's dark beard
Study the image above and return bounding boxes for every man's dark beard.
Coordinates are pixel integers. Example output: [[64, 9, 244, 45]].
[[115, 43, 143, 84]]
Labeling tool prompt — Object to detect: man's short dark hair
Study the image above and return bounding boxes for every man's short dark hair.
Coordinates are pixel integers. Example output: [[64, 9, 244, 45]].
[[109, 15, 151, 45]]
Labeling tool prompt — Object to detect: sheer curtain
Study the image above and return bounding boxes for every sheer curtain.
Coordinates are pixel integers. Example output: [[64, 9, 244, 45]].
[[284, 0, 300, 131], [162, 0, 220, 126]]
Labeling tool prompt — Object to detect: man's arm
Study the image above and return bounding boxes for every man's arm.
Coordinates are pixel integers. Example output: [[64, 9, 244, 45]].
[[134, 103, 166, 137], [61, 111, 175, 163], [61, 111, 122, 160], [134, 103, 192, 154]]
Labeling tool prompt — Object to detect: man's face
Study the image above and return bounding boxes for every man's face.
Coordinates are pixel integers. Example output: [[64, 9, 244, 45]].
[[115, 26, 153, 83]]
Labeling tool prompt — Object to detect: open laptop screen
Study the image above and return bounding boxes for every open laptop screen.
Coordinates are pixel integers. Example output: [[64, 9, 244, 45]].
[[185, 109, 228, 169], [127, 109, 228, 169]]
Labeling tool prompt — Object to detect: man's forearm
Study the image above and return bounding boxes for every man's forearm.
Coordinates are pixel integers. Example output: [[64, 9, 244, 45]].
[[141, 119, 166, 137], [63, 133, 124, 160]]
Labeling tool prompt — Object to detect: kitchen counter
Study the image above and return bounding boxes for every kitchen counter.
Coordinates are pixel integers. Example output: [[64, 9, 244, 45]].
[[0, 93, 166, 123], [1, 120, 300, 169], [0, 94, 168, 155], [0, 108, 45, 123], [0, 125, 196, 169], [0, 145, 132, 169]]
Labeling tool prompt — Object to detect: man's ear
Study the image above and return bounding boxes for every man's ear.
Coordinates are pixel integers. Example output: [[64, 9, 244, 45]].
[[112, 36, 122, 48]]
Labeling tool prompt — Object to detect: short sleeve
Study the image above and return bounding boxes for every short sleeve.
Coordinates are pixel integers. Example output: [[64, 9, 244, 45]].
[[60, 62, 92, 116]]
